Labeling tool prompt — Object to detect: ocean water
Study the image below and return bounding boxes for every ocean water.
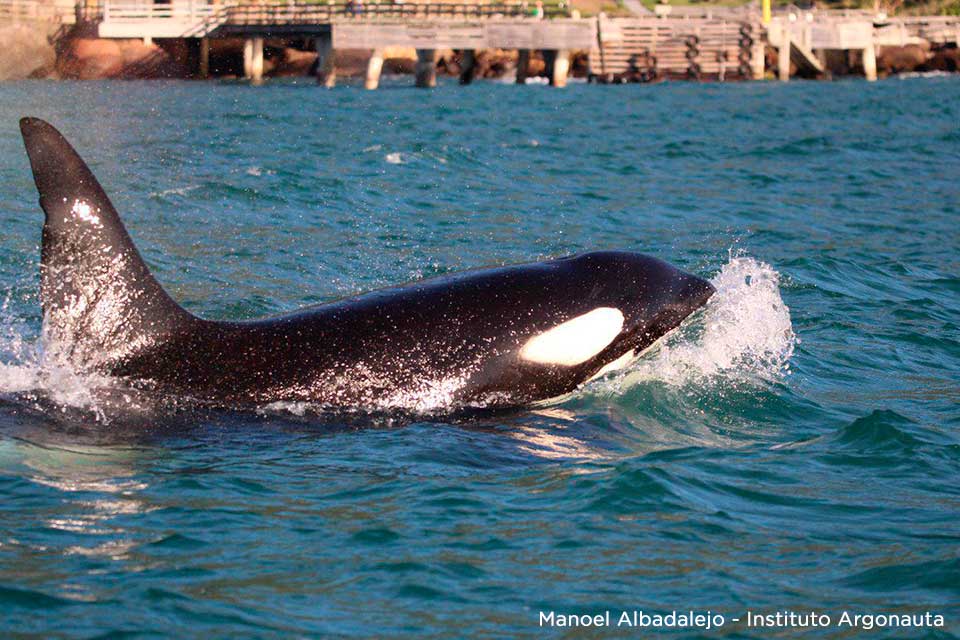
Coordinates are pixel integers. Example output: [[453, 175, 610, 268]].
[[0, 75, 958, 637]]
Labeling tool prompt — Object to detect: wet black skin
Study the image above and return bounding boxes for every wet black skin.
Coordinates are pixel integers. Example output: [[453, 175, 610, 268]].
[[19, 117, 715, 412]]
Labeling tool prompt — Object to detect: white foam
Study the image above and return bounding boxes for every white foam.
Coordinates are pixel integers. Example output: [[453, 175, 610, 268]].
[[0, 292, 40, 395], [258, 401, 311, 417], [0, 293, 110, 417], [616, 255, 796, 388]]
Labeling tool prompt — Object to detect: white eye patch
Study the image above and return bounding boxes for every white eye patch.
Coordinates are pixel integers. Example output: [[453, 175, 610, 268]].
[[520, 307, 624, 366]]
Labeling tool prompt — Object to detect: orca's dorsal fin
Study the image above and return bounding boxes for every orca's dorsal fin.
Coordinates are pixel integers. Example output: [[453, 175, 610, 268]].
[[20, 117, 196, 372]]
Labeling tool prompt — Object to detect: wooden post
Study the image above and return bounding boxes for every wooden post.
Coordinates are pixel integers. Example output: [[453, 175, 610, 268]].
[[778, 24, 791, 81], [595, 15, 608, 78], [243, 38, 253, 79], [199, 37, 210, 79], [751, 34, 765, 80], [366, 48, 384, 89], [550, 49, 570, 87], [251, 36, 264, 85], [542, 49, 556, 83], [459, 49, 476, 85], [316, 33, 336, 87], [516, 48, 530, 84], [862, 44, 877, 81], [415, 49, 437, 88]]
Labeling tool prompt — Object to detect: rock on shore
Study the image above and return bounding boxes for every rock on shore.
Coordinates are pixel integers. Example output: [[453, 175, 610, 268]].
[[57, 38, 187, 79], [877, 43, 930, 74]]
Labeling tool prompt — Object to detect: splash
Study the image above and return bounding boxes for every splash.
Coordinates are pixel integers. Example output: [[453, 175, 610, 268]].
[[0, 292, 39, 396], [617, 255, 796, 388], [0, 293, 110, 415]]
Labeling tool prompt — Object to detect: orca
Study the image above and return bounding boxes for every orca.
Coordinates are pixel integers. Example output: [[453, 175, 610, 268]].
[[19, 117, 715, 413]]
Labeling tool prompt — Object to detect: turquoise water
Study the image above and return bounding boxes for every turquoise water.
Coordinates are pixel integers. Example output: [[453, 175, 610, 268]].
[[0, 76, 958, 637]]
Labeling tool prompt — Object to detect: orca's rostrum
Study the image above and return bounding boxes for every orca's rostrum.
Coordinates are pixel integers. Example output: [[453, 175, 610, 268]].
[[19, 117, 714, 413]]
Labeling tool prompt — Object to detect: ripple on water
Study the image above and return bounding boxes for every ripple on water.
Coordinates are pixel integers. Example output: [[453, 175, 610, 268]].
[[0, 77, 958, 637]]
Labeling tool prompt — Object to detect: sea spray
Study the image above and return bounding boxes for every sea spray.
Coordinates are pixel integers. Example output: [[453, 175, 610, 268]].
[[0, 290, 109, 416], [0, 290, 41, 396], [596, 256, 796, 392]]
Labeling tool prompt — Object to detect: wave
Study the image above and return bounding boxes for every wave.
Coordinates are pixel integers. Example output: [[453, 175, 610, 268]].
[[604, 255, 796, 391]]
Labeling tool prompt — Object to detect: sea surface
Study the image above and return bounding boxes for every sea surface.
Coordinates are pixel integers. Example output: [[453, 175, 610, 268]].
[[0, 75, 957, 638]]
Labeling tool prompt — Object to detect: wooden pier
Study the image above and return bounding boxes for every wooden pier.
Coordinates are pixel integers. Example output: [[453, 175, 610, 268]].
[[3, 0, 960, 86]]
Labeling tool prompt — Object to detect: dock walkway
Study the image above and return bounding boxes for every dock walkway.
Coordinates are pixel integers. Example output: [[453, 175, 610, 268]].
[[3, 0, 959, 85]]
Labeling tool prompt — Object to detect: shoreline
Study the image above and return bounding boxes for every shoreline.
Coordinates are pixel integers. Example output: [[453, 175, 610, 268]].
[[4, 34, 959, 84], [2, 8, 959, 85]]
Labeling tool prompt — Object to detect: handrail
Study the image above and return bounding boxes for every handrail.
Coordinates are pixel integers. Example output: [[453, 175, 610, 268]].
[[0, 0, 78, 22], [97, 0, 571, 23]]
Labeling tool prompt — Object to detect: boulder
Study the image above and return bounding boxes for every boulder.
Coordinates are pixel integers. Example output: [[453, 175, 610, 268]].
[[382, 46, 417, 74], [332, 49, 370, 77], [118, 39, 187, 78], [877, 44, 929, 74], [571, 49, 589, 77], [57, 38, 124, 79], [923, 47, 960, 72], [270, 47, 317, 77], [475, 48, 518, 78], [57, 38, 186, 79], [206, 37, 246, 77]]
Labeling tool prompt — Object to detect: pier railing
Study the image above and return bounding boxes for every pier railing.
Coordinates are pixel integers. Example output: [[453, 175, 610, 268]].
[[224, 2, 561, 25], [95, 0, 569, 25], [102, 0, 219, 22], [0, 0, 77, 23]]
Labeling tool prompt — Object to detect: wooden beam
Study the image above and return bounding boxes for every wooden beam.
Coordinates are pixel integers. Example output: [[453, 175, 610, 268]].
[[330, 20, 596, 51]]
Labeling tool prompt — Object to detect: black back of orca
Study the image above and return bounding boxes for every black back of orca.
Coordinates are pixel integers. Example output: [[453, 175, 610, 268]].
[[20, 117, 715, 412]]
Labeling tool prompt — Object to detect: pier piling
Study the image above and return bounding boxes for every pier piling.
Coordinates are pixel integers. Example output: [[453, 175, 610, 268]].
[[778, 24, 791, 81], [459, 49, 476, 85], [199, 37, 210, 79], [751, 38, 765, 79], [251, 37, 264, 84], [862, 44, 877, 81], [516, 49, 530, 84], [366, 48, 384, 89], [415, 49, 437, 88], [550, 49, 570, 87], [243, 38, 253, 79], [316, 34, 336, 87]]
